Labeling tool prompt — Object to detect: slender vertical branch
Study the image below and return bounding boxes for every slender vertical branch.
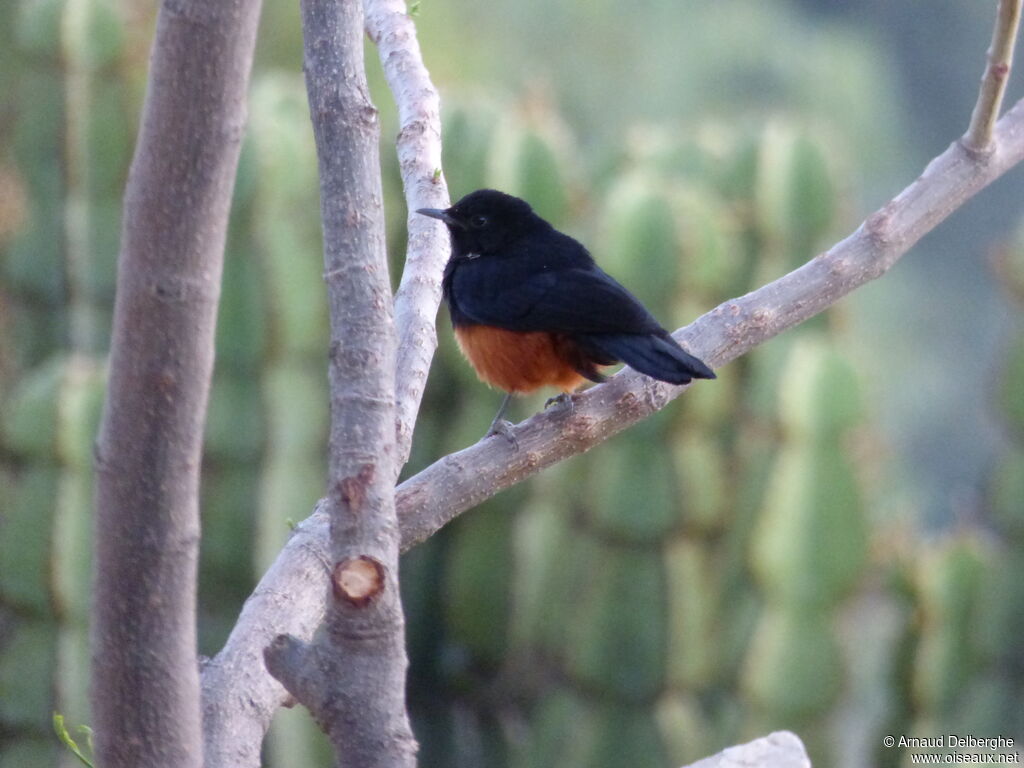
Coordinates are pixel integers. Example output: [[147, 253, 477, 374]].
[[364, 0, 450, 464], [91, 0, 262, 766], [964, 0, 1022, 151], [262, 0, 416, 765]]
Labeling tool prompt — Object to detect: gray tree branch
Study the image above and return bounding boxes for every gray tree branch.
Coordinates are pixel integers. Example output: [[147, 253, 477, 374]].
[[260, 0, 416, 765], [201, 502, 331, 768], [363, 0, 451, 466], [91, 1, 262, 766], [683, 731, 810, 768], [200, 98, 1024, 758], [396, 95, 1024, 549]]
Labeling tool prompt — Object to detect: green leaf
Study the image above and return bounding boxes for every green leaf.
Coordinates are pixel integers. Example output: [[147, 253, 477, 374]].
[[53, 712, 95, 768]]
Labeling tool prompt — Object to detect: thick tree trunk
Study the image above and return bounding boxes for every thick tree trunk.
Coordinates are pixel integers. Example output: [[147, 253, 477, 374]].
[[91, 1, 262, 765]]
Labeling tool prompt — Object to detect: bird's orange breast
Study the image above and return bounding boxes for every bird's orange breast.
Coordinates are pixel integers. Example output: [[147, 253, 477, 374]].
[[453, 325, 586, 394]]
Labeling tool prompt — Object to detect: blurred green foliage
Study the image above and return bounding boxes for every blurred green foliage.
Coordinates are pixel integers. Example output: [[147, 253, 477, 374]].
[[0, 1, 1021, 768]]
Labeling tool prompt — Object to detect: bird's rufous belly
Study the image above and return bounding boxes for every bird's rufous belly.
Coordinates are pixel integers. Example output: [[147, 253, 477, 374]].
[[453, 324, 585, 394]]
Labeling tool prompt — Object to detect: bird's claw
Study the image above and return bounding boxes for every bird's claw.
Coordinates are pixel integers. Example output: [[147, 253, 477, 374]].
[[544, 392, 574, 415], [486, 418, 519, 449]]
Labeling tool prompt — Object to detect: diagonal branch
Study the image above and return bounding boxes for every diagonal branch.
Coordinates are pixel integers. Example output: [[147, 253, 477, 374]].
[[201, 503, 331, 768], [397, 96, 1024, 546], [201, 97, 1024, 759], [964, 0, 1022, 152], [364, 0, 451, 465]]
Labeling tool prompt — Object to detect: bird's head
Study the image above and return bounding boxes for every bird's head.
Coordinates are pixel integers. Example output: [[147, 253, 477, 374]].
[[417, 189, 543, 257]]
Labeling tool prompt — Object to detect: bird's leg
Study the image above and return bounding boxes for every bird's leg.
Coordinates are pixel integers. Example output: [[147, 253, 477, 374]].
[[486, 392, 518, 448], [544, 392, 574, 416]]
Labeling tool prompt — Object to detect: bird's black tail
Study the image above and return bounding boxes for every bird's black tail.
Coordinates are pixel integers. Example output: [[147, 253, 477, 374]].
[[581, 331, 715, 385]]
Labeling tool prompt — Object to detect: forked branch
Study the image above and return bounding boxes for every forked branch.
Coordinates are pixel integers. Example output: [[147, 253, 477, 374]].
[[202, 98, 1024, 765], [201, 4, 1024, 765]]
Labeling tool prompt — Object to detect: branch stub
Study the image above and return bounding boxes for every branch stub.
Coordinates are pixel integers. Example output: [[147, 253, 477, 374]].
[[332, 556, 386, 606]]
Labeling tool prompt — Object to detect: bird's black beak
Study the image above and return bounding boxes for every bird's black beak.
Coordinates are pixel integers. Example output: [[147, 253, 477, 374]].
[[416, 207, 464, 229]]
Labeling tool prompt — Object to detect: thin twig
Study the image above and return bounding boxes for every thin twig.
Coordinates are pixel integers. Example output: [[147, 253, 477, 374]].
[[964, 0, 1022, 152], [364, 0, 451, 465], [201, 99, 1024, 759]]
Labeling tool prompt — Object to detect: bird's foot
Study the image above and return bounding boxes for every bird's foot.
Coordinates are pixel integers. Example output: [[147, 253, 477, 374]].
[[544, 392, 575, 416], [486, 418, 519, 449]]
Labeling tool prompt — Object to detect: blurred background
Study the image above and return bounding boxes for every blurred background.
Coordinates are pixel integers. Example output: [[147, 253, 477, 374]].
[[2, 0, 1024, 766]]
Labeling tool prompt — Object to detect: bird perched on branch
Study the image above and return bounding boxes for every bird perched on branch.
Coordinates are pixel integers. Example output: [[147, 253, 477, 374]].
[[417, 189, 715, 441]]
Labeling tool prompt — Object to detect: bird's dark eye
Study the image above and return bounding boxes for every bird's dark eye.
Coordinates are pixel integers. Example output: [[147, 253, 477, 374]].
[[470, 215, 488, 229]]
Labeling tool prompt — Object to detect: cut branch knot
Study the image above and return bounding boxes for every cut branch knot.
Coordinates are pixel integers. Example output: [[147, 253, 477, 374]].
[[332, 556, 387, 606]]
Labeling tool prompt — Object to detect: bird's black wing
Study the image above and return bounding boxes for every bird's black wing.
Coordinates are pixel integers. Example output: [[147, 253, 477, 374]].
[[451, 260, 716, 383], [453, 265, 663, 336]]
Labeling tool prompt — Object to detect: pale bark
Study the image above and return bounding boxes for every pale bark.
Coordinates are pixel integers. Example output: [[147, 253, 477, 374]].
[[683, 731, 810, 768], [201, 504, 331, 768], [260, 0, 416, 766], [91, 0, 262, 766], [364, 0, 451, 466]]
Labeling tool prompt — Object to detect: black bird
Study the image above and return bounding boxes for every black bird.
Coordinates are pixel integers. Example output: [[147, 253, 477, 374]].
[[417, 189, 715, 438]]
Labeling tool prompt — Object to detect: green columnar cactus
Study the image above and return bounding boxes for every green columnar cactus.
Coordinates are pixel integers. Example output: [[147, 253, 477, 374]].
[[910, 535, 986, 724], [196, 126, 265, 654], [399, 96, 584, 768], [242, 74, 331, 767], [742, 336, 867, 764], [752, 120, 836, 270], [61, 0, 126, 355], [6, 1, 67, 372], [505, 137, 729, 768], [0, 355, 105, 766], [404, 384, 529, 768], [410, 92, 853, 767], [867, 230, 1024, 768], [880, 531, 1019, 762], [485, 95, 576, 225], [442, 103, 500, 199], [958, 226, 1024, 741], [489, 119, 850, 768], [250, 71, 326, 551], [2, 2, 134, 764]]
